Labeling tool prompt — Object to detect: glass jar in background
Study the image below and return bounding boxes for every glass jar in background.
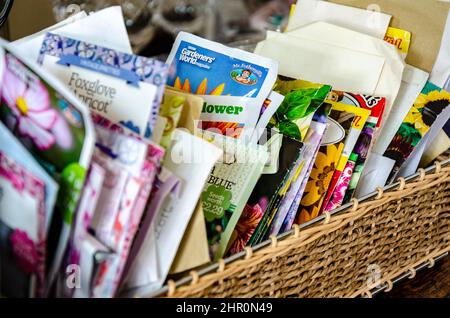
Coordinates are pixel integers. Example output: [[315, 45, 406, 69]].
[[52, 0, 107, 22]]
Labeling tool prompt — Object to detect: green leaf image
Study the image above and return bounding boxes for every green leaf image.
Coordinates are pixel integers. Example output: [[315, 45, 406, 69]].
[[279, 120, 301, 140]]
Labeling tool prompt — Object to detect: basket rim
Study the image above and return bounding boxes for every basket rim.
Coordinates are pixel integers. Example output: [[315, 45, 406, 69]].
[[122, 156, 450, 298]]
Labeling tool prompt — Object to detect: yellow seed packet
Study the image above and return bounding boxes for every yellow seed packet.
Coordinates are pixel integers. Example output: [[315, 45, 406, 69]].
[[384, 27, 411, 59]]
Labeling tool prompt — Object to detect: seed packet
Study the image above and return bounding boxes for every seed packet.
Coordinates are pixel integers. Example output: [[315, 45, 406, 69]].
[[275, 102, 332, 234], [0, 42, 95, 294], [321, 102, 370, 213], [342, 122, 376, 204], [243, 130, 304, 247], [384, 27, 411, 59], [38, 33, 169, 138], [156, 92, 185, 149], [198, 131, 268, 260], [122, 168, 182, 293], [328, 91, 386, 128], [270, 77, 332, 141], [296, 107, 356, 224], [59, 163, 105, 298], [324, 153, 358, 212], [252, 91, 285, 143], [0, 122, 58, 234], [384, 82, 450, 180], [166, 32, 278, 140], [0, 152, 46, 298], [124, 130, 222, 295], [161, 86, 205, 135]]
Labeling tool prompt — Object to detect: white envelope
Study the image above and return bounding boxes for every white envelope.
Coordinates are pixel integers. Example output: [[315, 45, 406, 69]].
[[372, 65, 429, 155], [287, 22, 405, 115], [124, 130, 222, 295], [354, 153, 395, 198], [430, 10, 450, 89], [11, 6, 132, 60], [287, 0, 392, 39], [256, 22, 405, 117], [256, 32, 385, 94]]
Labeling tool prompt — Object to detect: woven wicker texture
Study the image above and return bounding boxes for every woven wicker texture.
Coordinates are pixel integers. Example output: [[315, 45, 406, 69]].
[[165, 158, 450, 298]]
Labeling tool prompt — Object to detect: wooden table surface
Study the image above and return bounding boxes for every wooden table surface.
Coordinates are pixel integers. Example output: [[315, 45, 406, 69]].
[[379, 256, 450, 298]]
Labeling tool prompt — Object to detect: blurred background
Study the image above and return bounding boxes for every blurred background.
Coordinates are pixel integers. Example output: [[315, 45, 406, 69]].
[[0, 0, 296, 56]]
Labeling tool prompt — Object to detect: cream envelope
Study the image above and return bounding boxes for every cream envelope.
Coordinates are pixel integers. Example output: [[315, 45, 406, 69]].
[[372, 65, 429, 155], [255, 31, 386, 95], [354, 153, 395, 198], [11, 6, 133, 60], [287, 0, 392, 39], [281, 22, 405, 117]]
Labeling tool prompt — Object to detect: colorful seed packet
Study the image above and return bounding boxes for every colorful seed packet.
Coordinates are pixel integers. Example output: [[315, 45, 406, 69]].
[[296, 107, 357, 224], [271, 77, 332, 141], [342, 122, 376, 204], [38, 32, 169, 138], [166, 32, 278, 140], [326, 91, 385, 205], [198, 131, 268, 260], [0, 42, 95, 294], [0, 122, 58, 234], [321, 102, 370, 213], [0, 151, 46, 298], [245, 130, 304, 246], [276, 102, 332, 234], [157, 92, 185, 149], [384, 82, 450, 180], [59, 163, 105, 298], [324, 153, 358, 212]]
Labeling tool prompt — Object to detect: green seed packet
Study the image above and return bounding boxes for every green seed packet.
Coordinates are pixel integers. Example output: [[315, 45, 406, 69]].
[[199, 131, 268, 260]]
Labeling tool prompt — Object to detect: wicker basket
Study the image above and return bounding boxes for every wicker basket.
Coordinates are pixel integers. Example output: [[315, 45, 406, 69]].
[[144, 153, 450, 298]]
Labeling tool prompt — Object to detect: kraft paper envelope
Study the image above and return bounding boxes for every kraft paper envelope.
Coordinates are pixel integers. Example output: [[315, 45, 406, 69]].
[[11, 6, 133, 60], [287, 0, 391, 38], [255, 31, 386, 95], [169, 201, 210, 275], [330, 0, 450, 73], [372, 65, 429, 155], [282, 22, 405, 117]]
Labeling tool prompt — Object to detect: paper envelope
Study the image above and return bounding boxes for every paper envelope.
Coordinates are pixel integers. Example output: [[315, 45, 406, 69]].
[[286, 22, 405, 116], [287, 0, 392, 39], [354, 153, 395, 198], [255, 30, 386, 95], [372, 65, 429, 155], [169, 201, 210, 275], [124, 130, 222, 294], [330, 0, 450, 73], [256, 22, 404, 118], [11, 6, 133, 60]]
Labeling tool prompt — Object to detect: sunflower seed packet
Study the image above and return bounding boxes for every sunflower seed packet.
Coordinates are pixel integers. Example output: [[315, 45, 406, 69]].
[[166, 32, 278, 140], [296, 107, 356, 224], [384, 82, 450, 179], [199, 131, 268, 260]]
